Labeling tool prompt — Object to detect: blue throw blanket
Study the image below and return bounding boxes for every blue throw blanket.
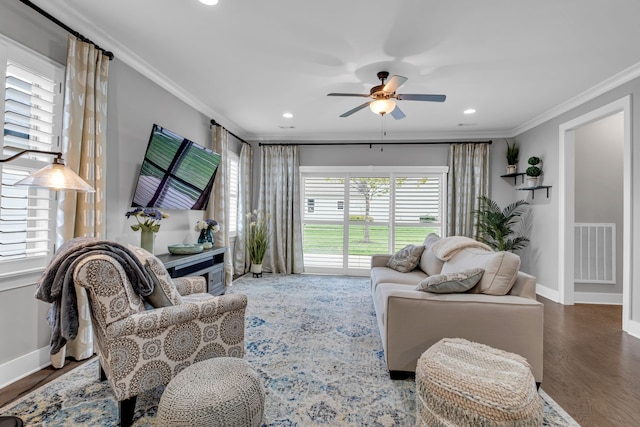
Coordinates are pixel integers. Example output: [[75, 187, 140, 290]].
[[35, 237, 154, 354]]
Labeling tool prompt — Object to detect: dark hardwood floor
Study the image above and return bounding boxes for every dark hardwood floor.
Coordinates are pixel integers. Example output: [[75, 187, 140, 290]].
[[539, 297, 640, 426], [2, 298, 640, 426]]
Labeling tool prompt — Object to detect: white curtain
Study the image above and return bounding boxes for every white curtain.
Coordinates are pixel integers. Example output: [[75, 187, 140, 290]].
[[447, 143, 489, 238], [209, 126, 233, 286], [233, 143, 253, 275], [258, 145, 304, 274], [52, 36, 109, 368]]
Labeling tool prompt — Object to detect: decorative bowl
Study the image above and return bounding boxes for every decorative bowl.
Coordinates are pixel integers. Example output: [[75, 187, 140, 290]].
[[168, 243, 204, 255]]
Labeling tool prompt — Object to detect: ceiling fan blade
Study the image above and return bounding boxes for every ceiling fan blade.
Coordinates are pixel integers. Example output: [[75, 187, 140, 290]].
[[396, 94, 446, 102], [327, 93, 370, 97], [340, 102, 371, 117], [390, 105, 406, 120], [383, 75, 408, 93]]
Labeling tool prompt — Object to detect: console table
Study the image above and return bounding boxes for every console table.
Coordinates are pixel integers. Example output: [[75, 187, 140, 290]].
[[156, 247, 227, 296]]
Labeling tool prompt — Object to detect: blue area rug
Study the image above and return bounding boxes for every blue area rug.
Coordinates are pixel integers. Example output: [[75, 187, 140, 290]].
[[0, 274, 579, 426]]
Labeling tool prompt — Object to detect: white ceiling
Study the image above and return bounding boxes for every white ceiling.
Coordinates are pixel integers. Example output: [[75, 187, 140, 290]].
[[43, 0, 640, 142]]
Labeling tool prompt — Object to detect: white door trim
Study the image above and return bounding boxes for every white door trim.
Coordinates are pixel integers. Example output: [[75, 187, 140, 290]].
[[558, 95, 632, 334]]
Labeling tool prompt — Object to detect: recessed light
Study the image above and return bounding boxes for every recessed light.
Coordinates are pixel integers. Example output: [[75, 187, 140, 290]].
[[463, 108, 476, 115], [278, 126, 295, 129], [199, 0, 218, 5], [282, 112, 293, 118]]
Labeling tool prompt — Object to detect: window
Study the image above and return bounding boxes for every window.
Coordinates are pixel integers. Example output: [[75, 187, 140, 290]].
[[227, 151, 239, 237], [301, 166, 448, 275], [0, 36, 64, 276]]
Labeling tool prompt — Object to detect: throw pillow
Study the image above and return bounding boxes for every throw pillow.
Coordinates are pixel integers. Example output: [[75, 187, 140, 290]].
[[415, 268, 485, 293], [419, 233, 444, 276], [128, 245, 183, 307], [386, 244, 425, 273], [440, 248, 521, 296]]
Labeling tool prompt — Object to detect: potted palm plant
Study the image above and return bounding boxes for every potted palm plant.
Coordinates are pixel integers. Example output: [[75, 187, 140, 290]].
[[472, 196, 530, 252], [505, 140, 519, 174], [526, 156, 542, 187]]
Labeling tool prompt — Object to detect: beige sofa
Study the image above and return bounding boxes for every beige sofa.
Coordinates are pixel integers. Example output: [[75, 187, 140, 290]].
[[371, 235, 544, 384]]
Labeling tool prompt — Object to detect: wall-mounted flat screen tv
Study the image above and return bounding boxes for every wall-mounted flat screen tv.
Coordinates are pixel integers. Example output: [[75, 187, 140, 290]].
[[131, 124, 221, 210]]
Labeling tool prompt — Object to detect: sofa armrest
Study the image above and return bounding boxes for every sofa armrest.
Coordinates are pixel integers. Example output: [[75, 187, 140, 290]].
[[371, 254, 392, 268], [106, 293, 247, 339], [509, 271, 537, 299]]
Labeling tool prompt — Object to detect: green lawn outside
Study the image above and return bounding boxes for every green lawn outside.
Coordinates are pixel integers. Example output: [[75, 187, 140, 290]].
[[303, 223, 440, 256]]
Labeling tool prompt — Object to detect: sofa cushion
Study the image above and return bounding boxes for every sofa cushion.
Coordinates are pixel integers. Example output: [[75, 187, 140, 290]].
[[371, 266, 428, 289], [386, 244, 425, 273], [441, 248, 521, 296], [419, 233, 444, 276], [415, 268, 484, 294]]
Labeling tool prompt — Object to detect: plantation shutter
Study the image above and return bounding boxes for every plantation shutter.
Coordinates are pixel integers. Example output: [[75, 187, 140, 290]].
[[301, 167, 448, 275], [0, 51, 62, 270], [228, 151, 239, 236]]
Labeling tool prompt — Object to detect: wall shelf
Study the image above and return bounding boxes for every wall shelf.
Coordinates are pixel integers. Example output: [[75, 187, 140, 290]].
[[500, 172, 525, 184], [517, 186, 552, 199]]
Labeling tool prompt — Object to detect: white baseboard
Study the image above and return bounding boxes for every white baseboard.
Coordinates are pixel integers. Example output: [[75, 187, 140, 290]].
[[574, 292, 623, 305], [536, 283, 560, 302], [0, 347, 51, 389], [624, 319, 640, 339]]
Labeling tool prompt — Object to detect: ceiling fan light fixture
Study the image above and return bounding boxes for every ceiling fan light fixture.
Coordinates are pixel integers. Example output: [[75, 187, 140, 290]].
[[370, 99, 396, 116]]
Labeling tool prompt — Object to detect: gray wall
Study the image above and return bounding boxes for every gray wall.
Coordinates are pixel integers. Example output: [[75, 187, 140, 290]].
[[514, 76, 640, 323], [0, 2, 240, 378], [0, 0, 70, 374], [574, 113, 624, 295]]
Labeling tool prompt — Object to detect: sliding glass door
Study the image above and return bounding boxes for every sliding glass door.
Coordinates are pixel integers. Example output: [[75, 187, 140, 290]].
[[301, 167, 447, 275]]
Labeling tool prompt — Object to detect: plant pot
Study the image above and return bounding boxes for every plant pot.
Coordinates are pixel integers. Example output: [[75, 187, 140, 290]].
[[198, 228, 214, 249], [506, 165, 517, 174], [250, 263, 263, 278], [526, 177, 539, 188], [140, 230, 155, 254]]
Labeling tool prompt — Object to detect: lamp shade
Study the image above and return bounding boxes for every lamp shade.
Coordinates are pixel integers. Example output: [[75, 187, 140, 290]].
[[14, 162, 95, 192], [370, 99, 396, 116]]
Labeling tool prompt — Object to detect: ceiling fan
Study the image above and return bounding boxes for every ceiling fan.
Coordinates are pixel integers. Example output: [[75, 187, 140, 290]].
[[327, 71, 446, 119]]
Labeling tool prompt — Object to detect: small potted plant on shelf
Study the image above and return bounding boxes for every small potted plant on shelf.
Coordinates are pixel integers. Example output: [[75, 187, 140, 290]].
[[526, 156, 542, 187], [505, 140, 519, 174]]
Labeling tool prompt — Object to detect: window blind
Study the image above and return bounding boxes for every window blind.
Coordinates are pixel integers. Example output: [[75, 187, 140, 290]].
[[0, 58, 60, 264], [228, 152, 239, 237]]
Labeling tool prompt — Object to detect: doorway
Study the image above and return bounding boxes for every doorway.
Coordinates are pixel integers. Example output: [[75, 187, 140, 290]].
[[558, 95, 633, 335]]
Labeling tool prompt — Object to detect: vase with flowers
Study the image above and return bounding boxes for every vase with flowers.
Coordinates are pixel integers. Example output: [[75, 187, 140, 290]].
[[246, 210, 269, 276], [195, 219, 219, 249], [125, 207, 169, 254]]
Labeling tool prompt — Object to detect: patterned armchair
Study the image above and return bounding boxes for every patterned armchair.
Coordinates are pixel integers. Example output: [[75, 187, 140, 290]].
[[73, 249, 247, 427]]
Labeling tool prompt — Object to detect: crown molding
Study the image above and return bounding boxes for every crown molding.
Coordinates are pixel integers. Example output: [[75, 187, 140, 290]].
[[249, 129, 512, 143], [511, 61, 640, 136], [40, 1, 249, 140]]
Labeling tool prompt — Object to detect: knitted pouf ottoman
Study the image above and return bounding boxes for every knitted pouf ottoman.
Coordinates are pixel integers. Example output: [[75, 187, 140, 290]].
[[157, 357, 265, 427], [416, 338, 542, 427]]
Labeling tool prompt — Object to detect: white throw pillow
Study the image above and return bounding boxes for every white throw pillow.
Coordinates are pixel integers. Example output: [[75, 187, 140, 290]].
[[419, 233, 444, 275]]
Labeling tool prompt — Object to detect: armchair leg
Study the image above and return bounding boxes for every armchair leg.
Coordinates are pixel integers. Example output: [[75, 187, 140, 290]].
[[99, 363, 107, 381], [119, 396, 136, 427]]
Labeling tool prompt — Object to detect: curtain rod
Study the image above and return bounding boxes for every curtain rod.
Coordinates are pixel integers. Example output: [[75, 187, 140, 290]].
[[258, 140, 492, 147], [19, 0, 114, 60], [210, 120, 251, 146]]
